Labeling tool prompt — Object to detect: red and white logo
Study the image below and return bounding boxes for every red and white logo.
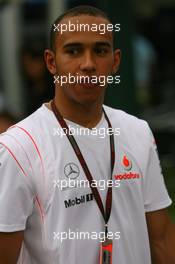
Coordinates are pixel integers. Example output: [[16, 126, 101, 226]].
[[114, 155, 141, 181], [122, 155, 132, 171]]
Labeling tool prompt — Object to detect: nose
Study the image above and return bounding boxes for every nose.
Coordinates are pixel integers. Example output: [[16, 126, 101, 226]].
[[79, 51, 96, 73]]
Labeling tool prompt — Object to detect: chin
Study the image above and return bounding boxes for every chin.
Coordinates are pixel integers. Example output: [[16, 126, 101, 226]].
[[75, 94, 103, 106], [65, 85, 105, 105]]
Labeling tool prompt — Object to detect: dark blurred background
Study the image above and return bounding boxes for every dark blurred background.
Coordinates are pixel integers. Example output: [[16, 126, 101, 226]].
[[0, 0, 174, 218]]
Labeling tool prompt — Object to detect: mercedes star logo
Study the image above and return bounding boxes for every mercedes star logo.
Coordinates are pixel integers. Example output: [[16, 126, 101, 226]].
[[64, 163, 80, 179]]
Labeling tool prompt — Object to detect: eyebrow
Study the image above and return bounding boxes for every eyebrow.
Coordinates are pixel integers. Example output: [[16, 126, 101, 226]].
[[63, 41, 112, 49]]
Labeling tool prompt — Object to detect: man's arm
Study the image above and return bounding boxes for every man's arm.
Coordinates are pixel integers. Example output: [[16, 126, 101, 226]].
[[146, 208, 175, 264], [0, 231, 23, 264]]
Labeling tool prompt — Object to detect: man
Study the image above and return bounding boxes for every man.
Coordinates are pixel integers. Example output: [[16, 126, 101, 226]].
[[0, 5, 174, 264]]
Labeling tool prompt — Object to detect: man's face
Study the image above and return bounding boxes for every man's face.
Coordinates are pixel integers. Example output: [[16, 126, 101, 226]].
[[45, 15, 121, 105]]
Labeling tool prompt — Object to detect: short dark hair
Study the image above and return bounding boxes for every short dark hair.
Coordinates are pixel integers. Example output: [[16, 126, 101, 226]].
[[49, 5, 112, 51]]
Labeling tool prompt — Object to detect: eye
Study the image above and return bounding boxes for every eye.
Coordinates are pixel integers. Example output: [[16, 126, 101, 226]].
[[66, 48, 81, 56], [94, 47, 109, 56]]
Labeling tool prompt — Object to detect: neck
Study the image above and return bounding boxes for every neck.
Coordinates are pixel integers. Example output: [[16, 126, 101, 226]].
[[49, 91, 103, 129]]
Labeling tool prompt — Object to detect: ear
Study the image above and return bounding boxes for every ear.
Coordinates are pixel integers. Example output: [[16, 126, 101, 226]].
[[44, 49, 57, 75], [112, 49, 121, 74]]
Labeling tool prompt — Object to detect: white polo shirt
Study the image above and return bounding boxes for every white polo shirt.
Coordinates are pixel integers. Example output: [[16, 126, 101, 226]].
[[0, 104, 172, 264]]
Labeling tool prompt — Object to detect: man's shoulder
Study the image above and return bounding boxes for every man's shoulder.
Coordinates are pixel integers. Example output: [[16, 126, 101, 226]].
[[16, 104, 47, 131], [103, 104, 152, 145], [0, 105, 48, 154], [104, 105, 149, 129], [4, 104, 48, 133]]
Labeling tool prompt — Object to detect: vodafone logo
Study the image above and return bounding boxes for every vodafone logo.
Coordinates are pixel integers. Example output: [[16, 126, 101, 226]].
[[114, 154, 141, 181], [122, 155, 132, 171], [114, 172, 140, 181]]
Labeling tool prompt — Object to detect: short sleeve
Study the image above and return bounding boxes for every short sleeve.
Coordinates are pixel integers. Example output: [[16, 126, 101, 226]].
[[0, 144, 34, 232], [143, 128, 172, 212]]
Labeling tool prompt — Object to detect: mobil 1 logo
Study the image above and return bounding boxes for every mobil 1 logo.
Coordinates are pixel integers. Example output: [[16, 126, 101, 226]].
[[64, 193, 93, 208]]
